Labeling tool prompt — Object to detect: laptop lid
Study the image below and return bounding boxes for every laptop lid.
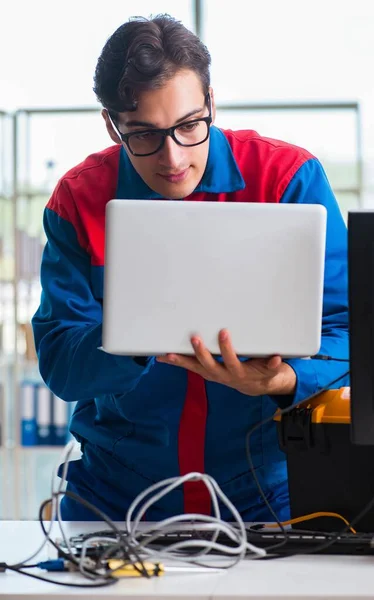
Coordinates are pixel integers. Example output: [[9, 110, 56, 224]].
[[102, 200, 326, 358]]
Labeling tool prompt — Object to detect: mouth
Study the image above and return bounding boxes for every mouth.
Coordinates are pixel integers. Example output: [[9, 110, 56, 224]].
[[158, 167, 190, 184]]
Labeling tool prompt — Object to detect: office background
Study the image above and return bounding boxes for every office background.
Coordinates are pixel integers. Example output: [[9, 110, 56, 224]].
[[0, 0, 373, 519]]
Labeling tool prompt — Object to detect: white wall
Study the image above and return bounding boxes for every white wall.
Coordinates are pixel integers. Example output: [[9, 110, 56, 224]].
[[203, 0, 374, 204], [0, 0, 193, 108], [1, 0, 373, 202]]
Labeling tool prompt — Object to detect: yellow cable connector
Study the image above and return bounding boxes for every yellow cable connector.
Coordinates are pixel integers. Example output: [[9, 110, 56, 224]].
[[266, 511, 356, 534], [108, 560, 164, 578]]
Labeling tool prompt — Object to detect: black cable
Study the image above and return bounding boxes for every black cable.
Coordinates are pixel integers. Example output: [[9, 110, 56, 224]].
[[312, 355, 349, 362], [37, 500, 80, 567], [245, 367, 350, 555], [2, 490, 152, 589], [296, 487, 374, 556], [3, 565, 118, 588], [60, 491, 150, 578], [33, 497, 106, 576], [42, 490, 151, 579], [245, 525, 333, 536], [0, 497, 118, 587]]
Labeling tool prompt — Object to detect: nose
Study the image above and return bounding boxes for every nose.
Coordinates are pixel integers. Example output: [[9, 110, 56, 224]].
[[158, 135, 185, 170]]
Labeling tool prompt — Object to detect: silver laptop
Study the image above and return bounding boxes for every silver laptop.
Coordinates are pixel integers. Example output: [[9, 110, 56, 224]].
[[102, 200, 326, 358]]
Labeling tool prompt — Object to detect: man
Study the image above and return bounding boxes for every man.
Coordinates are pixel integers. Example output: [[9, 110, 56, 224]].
[[32, 14, 349, 521]]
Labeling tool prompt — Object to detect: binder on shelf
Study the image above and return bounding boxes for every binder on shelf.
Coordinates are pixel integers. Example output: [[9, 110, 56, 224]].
[[36, 384, 52, 445], [21, 382, 37, 446], [20, 381, 75, 446]]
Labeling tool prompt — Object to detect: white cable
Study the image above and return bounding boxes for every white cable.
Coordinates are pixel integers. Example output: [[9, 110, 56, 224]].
[[79, 536, 123, 579], [137, 520, 252, 557], [39, 445, 266, 579], [126, 473, 221, 531], [54, 441, 79, 563], [10, 440, 76, 568], [54, 442, 113, 581], [126, 472, 223, 559], [127, 475, 224, 562], [126, 472, 266, 562], [54, 444, 133, 580], [78, 472, 266, 570]]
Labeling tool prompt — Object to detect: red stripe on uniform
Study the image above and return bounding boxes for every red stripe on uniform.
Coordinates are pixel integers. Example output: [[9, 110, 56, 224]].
[[178, 371, 211, 515]]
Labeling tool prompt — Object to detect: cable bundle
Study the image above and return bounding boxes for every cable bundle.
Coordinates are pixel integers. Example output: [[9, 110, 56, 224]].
[[1, 365, 354, 586]]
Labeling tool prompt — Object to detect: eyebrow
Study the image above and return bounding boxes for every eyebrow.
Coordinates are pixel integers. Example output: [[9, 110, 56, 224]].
[[124, 105, 205, 129]]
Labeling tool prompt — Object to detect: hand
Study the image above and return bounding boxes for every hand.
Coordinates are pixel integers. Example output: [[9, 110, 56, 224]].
[[156, 329, 296, 397]]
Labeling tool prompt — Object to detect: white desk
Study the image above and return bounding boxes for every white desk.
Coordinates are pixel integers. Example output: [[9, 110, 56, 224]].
[[1, 521, 374, 599]]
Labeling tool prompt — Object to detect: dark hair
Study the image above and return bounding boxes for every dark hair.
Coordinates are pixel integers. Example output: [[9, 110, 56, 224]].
[[93, 14, 211, 117]]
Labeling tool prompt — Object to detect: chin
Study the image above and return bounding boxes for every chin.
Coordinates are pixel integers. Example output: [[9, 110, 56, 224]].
[[157, 181, 199, 200]]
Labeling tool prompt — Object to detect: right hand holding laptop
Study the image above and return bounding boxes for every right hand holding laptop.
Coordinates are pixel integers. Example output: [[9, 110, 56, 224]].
[[156, 329, 297, 397]]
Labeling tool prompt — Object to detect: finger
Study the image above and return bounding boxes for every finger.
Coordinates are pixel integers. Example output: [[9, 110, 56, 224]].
[[218, 329, 243, 375], [157, 353, 206, 375], [190, 336, 225, 375]]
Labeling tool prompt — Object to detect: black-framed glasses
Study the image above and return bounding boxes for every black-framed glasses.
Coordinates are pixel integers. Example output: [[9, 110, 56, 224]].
[[109, 95, 212, 157]]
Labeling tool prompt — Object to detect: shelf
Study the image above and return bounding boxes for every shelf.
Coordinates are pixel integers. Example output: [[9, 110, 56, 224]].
[[16, 445, 73, 451]]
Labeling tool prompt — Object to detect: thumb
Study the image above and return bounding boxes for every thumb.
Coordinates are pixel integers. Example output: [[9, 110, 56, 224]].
[[265, 355, 282, 370]]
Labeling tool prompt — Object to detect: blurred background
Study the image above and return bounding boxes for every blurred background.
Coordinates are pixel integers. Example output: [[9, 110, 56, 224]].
[[0, 0, 372, 519]]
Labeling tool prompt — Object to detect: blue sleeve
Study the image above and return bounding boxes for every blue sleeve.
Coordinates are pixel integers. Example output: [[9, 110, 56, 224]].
[[277, 158, 350, 404], [32, 207, 154, 402]]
